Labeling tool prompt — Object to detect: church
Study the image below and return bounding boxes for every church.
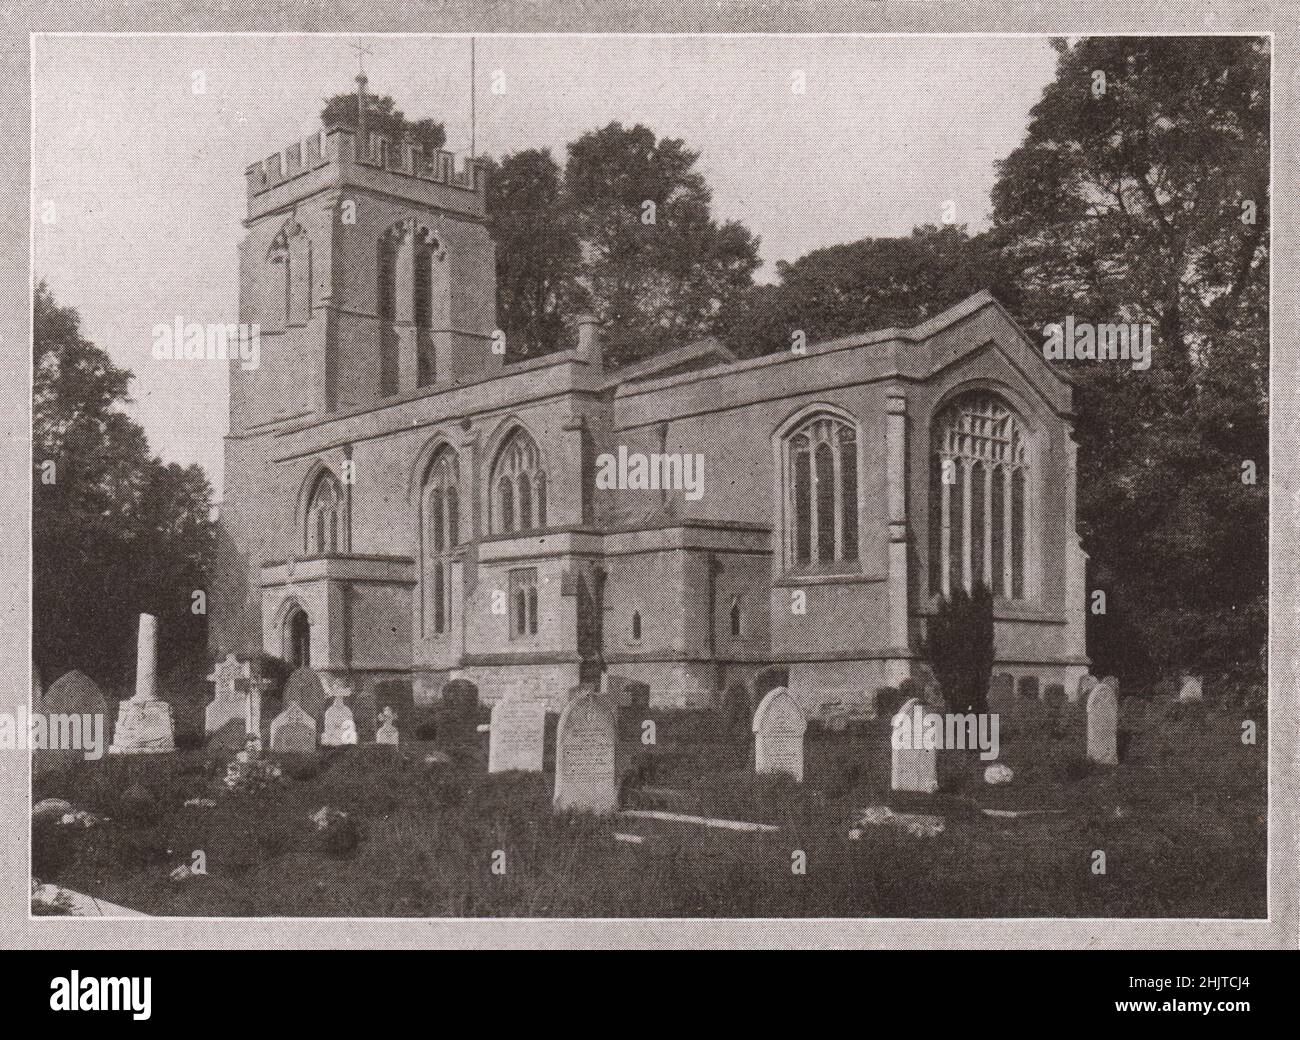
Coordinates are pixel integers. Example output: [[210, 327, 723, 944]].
[[211, 78, 1090, 719]]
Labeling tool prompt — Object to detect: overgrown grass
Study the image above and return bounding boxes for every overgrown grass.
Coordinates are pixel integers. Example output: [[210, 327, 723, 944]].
[[31, 693, 1266, 918]]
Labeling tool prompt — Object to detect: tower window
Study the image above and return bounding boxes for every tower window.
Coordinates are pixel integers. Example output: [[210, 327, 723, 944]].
[[729, 596, 742, 638], [631, 610, 642, 642]]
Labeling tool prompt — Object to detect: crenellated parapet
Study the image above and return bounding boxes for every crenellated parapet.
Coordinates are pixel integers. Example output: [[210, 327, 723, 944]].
[[245, 126, 487, 213]]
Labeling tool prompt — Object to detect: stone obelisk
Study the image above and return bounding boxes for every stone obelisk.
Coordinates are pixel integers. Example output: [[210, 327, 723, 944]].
[[109, 613, 176, 754]]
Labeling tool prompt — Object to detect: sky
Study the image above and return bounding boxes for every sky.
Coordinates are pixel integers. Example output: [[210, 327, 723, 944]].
[[33, 33, 1058, 497]]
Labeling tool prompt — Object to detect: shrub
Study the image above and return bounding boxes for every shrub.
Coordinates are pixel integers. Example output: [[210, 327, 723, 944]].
[[923, 583, 994, 714], [316, 815, 361, 858]]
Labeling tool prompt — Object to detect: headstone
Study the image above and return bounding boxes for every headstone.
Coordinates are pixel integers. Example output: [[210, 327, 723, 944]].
[[109, 614, 175, 754], [1086, 682, 1118, 765], [37, 670, 108, 772], [1016, 675, 1040, 700], [282, 667, 327, 724], [270, 701, 317, 753], [554, 692, 617, 814], [375, 706, 399, 745], [321, 695, 357, 747], [624, 681, 651, 713], [891, 697, 939, 794], [488, 696, 545, 772], [751, 687, 806, 782], [1073, 673, 1097, 704], [205, 653, 251, 739], [1042, 682, 1066, 707], [1102, 675, 1119, 695], [1178, 674, 1203, 702]]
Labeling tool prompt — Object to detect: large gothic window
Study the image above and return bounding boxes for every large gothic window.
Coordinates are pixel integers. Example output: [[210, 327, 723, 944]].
[[784, 412, 859, 567], [422, 448, 459, 636], [929, 391, 1030, 600], [305, 471, 343, 555], [491, 428, 548, 535], [268, 218, 310, 328]]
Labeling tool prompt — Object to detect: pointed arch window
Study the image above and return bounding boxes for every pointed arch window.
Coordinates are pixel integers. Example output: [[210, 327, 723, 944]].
[[929, 391, 1031, 600], [305, 472, 343, 555], [491, 428, 548, 534], [268, 218, 310, 327], [729, 596, 742, 638], [631, 610, 642, 643], [784, 412, 859, 568], [422, 448, 459, 636], [509, 568, 539, 638]]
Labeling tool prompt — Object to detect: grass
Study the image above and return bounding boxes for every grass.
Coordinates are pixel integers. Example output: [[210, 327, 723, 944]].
[[30, 693, 1266, 918]]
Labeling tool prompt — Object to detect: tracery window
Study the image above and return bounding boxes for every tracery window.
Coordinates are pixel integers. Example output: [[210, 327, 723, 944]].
[[785, 413, 859, 567], [492, 429, 548, 534]]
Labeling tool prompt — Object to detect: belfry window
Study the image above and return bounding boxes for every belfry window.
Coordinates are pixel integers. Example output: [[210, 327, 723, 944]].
[[785, 413, 859, 567], [929, 391, 1030, 600]]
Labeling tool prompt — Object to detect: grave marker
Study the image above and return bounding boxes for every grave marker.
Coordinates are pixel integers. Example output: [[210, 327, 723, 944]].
[[269, 701, 317, 753], [488, 696, 545, 773], [1087, 682, 1118, 765], [891, 697, 939, 794], [751, 687, 806, 782], [554, 692, 617, 814]]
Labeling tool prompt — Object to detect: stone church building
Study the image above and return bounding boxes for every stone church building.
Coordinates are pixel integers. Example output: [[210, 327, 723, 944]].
[[211, 84, 1089, 717]]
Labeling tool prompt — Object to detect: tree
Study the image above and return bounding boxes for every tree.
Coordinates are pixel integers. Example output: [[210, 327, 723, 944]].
[[990, 36, 1268, 685], [320, 91, 446, 153], [33, 281, 215, 686], [719, 224, 1016, 358], [565, 122, 761, 367], [923, 584, 995, 715], [480, 148, 583, 360]]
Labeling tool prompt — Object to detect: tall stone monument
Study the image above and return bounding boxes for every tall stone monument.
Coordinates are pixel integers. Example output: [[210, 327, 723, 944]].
[[109, 613, 176, 754]]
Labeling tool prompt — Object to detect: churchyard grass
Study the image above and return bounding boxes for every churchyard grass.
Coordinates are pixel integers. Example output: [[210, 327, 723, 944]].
[[31, 694, 1264, 918]]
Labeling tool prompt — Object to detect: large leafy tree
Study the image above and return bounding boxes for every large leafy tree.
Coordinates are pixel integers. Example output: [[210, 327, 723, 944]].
[[990, 36, 1269, 683], [33, 282, 215, 686], [719, 224, 1014, 358], [565, 122, 761, 367], [480, 148, 583, 360]]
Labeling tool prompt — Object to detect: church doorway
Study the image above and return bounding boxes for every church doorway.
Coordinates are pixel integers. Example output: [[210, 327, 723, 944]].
[[287, 607, 311, 668]]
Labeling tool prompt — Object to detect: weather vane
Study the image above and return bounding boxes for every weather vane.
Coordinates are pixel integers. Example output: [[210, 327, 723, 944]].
[[348, 40, 374, 78]]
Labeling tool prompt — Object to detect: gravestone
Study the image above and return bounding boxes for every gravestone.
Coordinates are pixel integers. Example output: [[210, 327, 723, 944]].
[[109, 614, 176, 754], [553, 692, 617, 814], [891, 697, 939, 794], [1086, 682, 1118, 765], [988, 673, 1015, 711], [624, 681, 651, 713], [488, 696, 546, 773], [1073, 673, 1098, 704], [283, 667, 328, 724], [1042, 682, 1066, 707], [37, 670, 108, 772], [751, 687, 806, 782], [205, 653, 252, 741], [374, 679, 415, 725], [1016, 675, 1040, 701], [1179, 675, 1203, 703], [269, 701, 317, 753], [375, 706, 399, 745], [1102, 675, 1119, 695], [321, 695, 357, 747]]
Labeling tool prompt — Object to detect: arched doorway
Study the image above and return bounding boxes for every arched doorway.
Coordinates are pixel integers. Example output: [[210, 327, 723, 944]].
[[286, 606, 311, 669]]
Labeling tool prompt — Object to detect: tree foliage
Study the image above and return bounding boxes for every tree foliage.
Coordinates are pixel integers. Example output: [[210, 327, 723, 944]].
[[33, 281, 215, 686], [321, 90, 446, 154], [990, 36, 1268, 683], [923, 584, 995, 715]]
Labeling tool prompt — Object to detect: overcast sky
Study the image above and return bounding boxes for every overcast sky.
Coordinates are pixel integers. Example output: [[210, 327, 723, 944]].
[[33, 33, 1058, 496]]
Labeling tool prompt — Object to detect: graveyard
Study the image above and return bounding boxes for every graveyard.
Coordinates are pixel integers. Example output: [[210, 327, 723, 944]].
[[31, 624, 1266, 919]]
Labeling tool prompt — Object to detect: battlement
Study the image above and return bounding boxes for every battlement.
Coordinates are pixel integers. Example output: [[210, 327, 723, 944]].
[[244, 126, 488, 212]]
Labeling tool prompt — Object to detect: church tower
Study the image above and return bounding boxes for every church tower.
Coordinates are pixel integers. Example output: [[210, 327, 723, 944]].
[[231, 72, 497, 433]]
